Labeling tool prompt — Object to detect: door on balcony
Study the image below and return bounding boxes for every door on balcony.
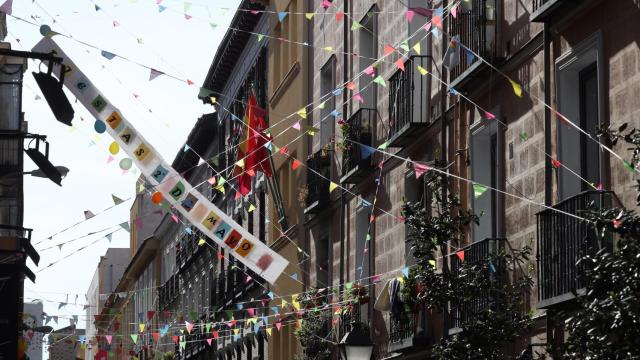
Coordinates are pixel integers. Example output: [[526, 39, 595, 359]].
[[357, 9, 377, 110], [556, 35, 602, 201], [320, 57, 336, 148], [471, 119, 501, 242]]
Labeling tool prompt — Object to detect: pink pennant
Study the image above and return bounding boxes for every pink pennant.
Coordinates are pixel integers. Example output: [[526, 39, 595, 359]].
[[394, 58, 405, 71], [107, 155, 114, 164], [206, 338, 213, 346], [184, 14, 192, 20], [292, 121, 301, 131], [363, 66, 375, 76], [133, 93, 139, 99], [185, 321, 194, 333], [247, 308, 255, 317], [171, 214, 179, 223], [335, 11, 344, 22], [346, 82, 356, 91], [456, 250, 465, 261], [406, 10, 415, 23], [245, 275, 252, 283], [423, 22, 432, 32], [322, 0, 332, 9], [275, 322, 282, 331], [105, 335, 112, 345], [353, 93, 364, 103], [414, 163, 430, 178], [113, 20, 120, 27], [156, 0, 163, 3], [186, 79, 194, 86], [483, 111, 496, 120]]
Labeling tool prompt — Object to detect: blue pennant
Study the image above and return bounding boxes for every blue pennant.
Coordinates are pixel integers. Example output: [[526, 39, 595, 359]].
[[360, 144, 375, 159]]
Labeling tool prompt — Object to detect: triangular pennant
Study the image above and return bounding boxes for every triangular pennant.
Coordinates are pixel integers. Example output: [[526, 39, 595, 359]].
[[412, 42, 421, 55], [149, 68, 164, 81], [406, 9, 415, 22], [112, 194, 124, 205], [329, 182, 338, 193], [350, 20, 363, 31], [130, 334, 138, 344], [360, 144, 375, 159], [100, 50, 116, 60], [297, 108, 307, 119], [456, 250, 465, 262], [414, 163, 429, 178], [473, 183, 488, 198], [1, 0, 14, 15], [206, 338, 213, 346], [158, 5, 167, 12], [373, 76, 387, 87], [119, 222, 130, 232], [305, 13, 314, 20], [291, 159, 302, 170], [417, 65, 428, 76], [278, 12, 287, 22], [383, 44, 395, 56], [105, 335, 112, 344], [509, 79, 523, 97], [335, 11, 344, 22]]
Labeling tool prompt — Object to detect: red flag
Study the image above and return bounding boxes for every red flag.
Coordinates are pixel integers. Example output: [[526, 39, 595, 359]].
[[245, 94, 272, 177], [152, 332, 160, 342], [147, 310, 155, 321]]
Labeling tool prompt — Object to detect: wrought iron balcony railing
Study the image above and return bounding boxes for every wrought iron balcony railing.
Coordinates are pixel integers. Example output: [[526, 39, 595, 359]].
[[536, 190, 619, 308], [158, 275, 179, 310], [447, 0, 498, 88], [341, 108, 375, 184], [531, 0, 580, 22], [449, 237, 505, 330], [388, 310, 416, 352], [388, 56, 432, 147], [304, 150, 331, 214]]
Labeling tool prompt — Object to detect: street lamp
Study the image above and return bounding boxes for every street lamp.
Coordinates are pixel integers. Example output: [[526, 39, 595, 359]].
[[338, 322, 374, 360]]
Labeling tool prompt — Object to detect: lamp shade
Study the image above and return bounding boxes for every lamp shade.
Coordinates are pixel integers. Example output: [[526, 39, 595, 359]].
[[32, 71, 74, 126]]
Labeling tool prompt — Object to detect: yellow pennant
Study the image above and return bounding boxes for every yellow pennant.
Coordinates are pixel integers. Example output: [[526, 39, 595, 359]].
[[324, 46, 333, 52], [266, 328, 272, 336], [417, 65, 428, 76], [509, 79, 523, 97], [329, 182, 338, 193], [412, 43, 421, 55], [297, 108, 307, 119], [198, 238, 206, 246], [139, 323, 145, 333], [248, 204, 256, 212], [305, 13, 314, 20]]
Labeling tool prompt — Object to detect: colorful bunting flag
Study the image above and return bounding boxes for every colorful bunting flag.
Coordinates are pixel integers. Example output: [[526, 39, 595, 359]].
[[473, 183, 488, 198], [350, 20, 363, 31], [329, 182, 338, 193], [509, 79, 523, 97]]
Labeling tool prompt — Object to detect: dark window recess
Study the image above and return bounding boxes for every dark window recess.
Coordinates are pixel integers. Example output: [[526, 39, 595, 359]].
[[304, 150, 331, 214], [341, 108, 376, 184]]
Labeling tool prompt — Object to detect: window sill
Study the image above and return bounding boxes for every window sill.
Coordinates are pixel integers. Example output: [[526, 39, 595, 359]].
[[269, 61, 300, 107]]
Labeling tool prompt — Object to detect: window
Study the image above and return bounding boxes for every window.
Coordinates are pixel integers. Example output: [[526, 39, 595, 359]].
[[556, 33, 602, 200], [320, 57, 336, 147], [471, 119, 501, 242]]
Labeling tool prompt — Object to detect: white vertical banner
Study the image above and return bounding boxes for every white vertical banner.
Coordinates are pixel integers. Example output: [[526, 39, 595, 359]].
[[33, 38, 288, 284]]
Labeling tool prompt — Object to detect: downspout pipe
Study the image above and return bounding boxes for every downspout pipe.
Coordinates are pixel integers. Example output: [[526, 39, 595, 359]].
[[339, 0, 349, 301]]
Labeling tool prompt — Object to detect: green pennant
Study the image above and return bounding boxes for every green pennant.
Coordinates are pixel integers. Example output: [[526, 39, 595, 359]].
[[624, 161, 635, 172], [373, 76, 386, 87], [473, 183, 488, 198], [400, 41, 410, 52], [345, 282, 353, 290], [350, 20, 363, 31]]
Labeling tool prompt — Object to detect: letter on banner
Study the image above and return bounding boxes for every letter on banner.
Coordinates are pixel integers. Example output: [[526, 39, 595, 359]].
[[32, 37, 288, 284]]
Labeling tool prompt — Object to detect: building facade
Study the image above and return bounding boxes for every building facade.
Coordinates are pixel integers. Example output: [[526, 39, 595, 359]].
[[85, 248, 129, 359]]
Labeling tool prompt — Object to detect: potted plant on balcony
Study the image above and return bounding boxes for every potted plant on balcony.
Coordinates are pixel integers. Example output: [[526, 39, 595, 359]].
[[294, 289, 334, 360]]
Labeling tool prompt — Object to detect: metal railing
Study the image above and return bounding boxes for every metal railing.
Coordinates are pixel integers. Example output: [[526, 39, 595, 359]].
[[305, 150, 331, 213], [338, 302, 361, 340], [388, 56, 431, 145], [158, 275, 179, 310], [532, 0, 552, 12], [341, 108, 375, 183], [449, 238, 505, 329], [447, 0, 497, 82], [536, 191, 619, 307], [389, 310, 415, 350]]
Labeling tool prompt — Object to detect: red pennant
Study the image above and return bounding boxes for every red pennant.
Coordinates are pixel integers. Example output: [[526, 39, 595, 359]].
[[217, 252, 224, 260], [335, 11, 344, 22], [279, 146, 289, 155], [346, 82, 356, 91], [384, 44, 395, 56], [172, 335, 179, 344], [551, 158, 562, 169], [147, 310, 155, 321], [152, 332, 159, 342], [291, 159, 302, 170], [455, 250, 465, 262], [186, 79, 194, 85], [162, 310, 171, 319], [395, 58, 405, 71], [213, 331, 219, 339]]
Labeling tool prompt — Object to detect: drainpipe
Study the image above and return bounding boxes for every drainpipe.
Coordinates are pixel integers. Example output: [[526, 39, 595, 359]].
[[542, 20, 554, 352], [439, 0, 450, 337], [339, 0, 350, 304]]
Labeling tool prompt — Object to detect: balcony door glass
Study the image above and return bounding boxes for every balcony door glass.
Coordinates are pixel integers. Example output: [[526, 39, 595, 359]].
[[320, 57, 336, 148], [471, 120, 499, 242], [358, 11, 377, 110], [557, 36, 601, 201]]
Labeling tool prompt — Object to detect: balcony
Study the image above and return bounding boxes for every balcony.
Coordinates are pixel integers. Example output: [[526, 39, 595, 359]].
[[449, 237, 505, 330], [304, 150, 331, 215], [447, 0, 498, 91], [340, 108, 375, 184], [388, 56, 432, 147], [158, 275, 179, 310], [531, 0, 586, 23], [388, 311, 416, 352], [536, 191, 619, 309]]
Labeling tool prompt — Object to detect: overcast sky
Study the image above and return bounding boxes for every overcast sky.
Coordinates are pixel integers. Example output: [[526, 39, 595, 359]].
[[5, 0, 240, 352]]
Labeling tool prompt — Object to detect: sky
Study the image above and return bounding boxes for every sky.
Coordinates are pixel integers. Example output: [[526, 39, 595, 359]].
[[4, 0, 240, 353]]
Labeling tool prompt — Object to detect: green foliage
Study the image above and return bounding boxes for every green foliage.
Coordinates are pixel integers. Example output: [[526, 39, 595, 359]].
[[557, 124, 640, 359], [294, 289, 333, 360], [402, 165, 533, 359]]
